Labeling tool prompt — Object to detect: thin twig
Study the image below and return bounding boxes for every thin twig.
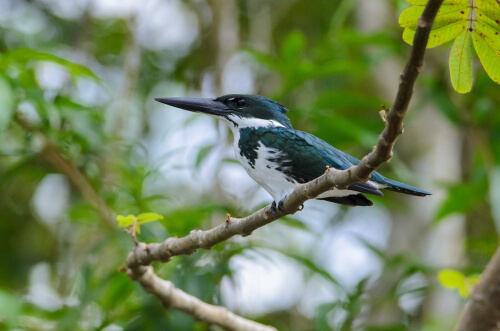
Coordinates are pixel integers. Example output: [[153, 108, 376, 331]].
[[14, 114, 116, 228], [129, 217, 139, 246]]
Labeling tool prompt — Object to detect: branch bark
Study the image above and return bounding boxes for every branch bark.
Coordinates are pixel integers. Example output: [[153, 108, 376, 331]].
[[455, 246, 500, 331], [127, 265, 276, 331], [124, 0, 444, 329]]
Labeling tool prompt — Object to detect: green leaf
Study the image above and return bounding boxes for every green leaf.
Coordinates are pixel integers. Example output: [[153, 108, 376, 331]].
[[449, 29, 473, 93], [137, 212, 164, 224], [0, 290, 22, 328], [458, 275, 480, 297], [315, 90, 386, 110], [279, 216, 311, 232], [308, 60, 368, 77], [472, 27, 500, 84], [353, 235, 387, 262], [438, 269, 464, 288], [54, 95, 89, 112], [116, 212, 163, 235], [400, 0, 500, 89], [195, 144, 215, 168], [437, 270, 480, 298], [476, 0, 500, 23], [475, 11, 500, 50], [434, 180, 486, 221], [476, 8, 500, 33], [288, 254, 340, 287], [407, 0, 468, 4], [0, 48, 98, 80], [0, 75, 15, 131], [403, 20, 469, 48], [244, 49, 279, 69], [399, 4, 469, 31], [161, 206, 218, 237], [116, 214, 135, 228], [280, 31, 306, 64]]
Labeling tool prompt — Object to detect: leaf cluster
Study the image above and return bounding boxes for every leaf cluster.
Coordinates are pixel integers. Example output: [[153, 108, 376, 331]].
[[399, 0, 500, 92], [116, 212, 164, 234], [438, 269, 480, 297]]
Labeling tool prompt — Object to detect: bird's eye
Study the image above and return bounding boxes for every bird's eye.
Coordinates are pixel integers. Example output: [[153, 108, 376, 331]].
[[234, 98, 247, 108]]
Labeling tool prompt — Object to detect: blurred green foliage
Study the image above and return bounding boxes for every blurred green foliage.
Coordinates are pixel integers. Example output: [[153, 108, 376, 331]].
[[0, 0, 499, 330], [116, 212, 163, 234], [437, 269, 480, 298]]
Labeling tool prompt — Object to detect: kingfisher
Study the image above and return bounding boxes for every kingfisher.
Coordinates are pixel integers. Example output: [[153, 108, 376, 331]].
[[155, 94, 430, 212]]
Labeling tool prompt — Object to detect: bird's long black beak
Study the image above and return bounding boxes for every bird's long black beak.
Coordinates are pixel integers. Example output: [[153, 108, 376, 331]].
[[154, 97, 228, 116]]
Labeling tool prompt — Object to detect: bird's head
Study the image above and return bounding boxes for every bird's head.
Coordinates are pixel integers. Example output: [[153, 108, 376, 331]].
[[155, 94, 292, 129]]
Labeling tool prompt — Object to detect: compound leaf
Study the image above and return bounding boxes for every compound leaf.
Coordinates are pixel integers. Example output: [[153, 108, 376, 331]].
[[400, 0, 500, 91]]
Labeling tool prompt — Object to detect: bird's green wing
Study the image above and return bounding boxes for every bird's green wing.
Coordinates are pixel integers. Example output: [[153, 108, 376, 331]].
[[258, 127, 383, 196]]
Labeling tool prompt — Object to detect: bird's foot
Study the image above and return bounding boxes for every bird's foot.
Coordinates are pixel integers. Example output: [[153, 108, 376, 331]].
[[278, 200, 285, 212], [267, 198, 286, 216], [267, 201, 277, 215], [277, 198, 286, 212]]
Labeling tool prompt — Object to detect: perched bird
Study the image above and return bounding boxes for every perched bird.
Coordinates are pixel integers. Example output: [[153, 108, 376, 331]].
[[155, 94, 430, 212]]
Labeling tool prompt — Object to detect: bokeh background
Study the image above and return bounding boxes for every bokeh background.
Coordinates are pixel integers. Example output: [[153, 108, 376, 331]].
[[1, 0, 499, 330]]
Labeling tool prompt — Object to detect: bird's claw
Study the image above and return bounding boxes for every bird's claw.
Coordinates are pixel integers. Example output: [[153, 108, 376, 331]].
[[268, 200, 285, 215], [277, 199, 285, 212], [268, 201, 277, 215]]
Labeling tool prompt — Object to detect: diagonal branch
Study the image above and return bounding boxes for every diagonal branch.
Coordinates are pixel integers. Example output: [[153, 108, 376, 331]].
[[126, 167, 349, 269], [125, 0, 444, 329], [14, 113, 116, 228], [343, 0, 444, 183], [127, 265, 276, 331]]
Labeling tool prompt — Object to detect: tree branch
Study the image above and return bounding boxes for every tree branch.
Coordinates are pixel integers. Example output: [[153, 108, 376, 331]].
[[14, 113, 116, 228], [124, 0, 444, 328], [454, 246, 500, 331], [127, 265, 276, 331], [125, 167, 351, 269], [345, 0, 444, 182], [40, 142, 115, 228], [126, 0, 444, 268]]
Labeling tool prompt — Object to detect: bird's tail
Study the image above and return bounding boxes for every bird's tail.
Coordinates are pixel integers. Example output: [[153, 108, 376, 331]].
[[381, 178, 431, 197]]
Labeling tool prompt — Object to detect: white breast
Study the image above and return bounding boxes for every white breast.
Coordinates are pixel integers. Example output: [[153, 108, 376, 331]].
[[230, 126, 365, 203], [233, 141, 297, 202]]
